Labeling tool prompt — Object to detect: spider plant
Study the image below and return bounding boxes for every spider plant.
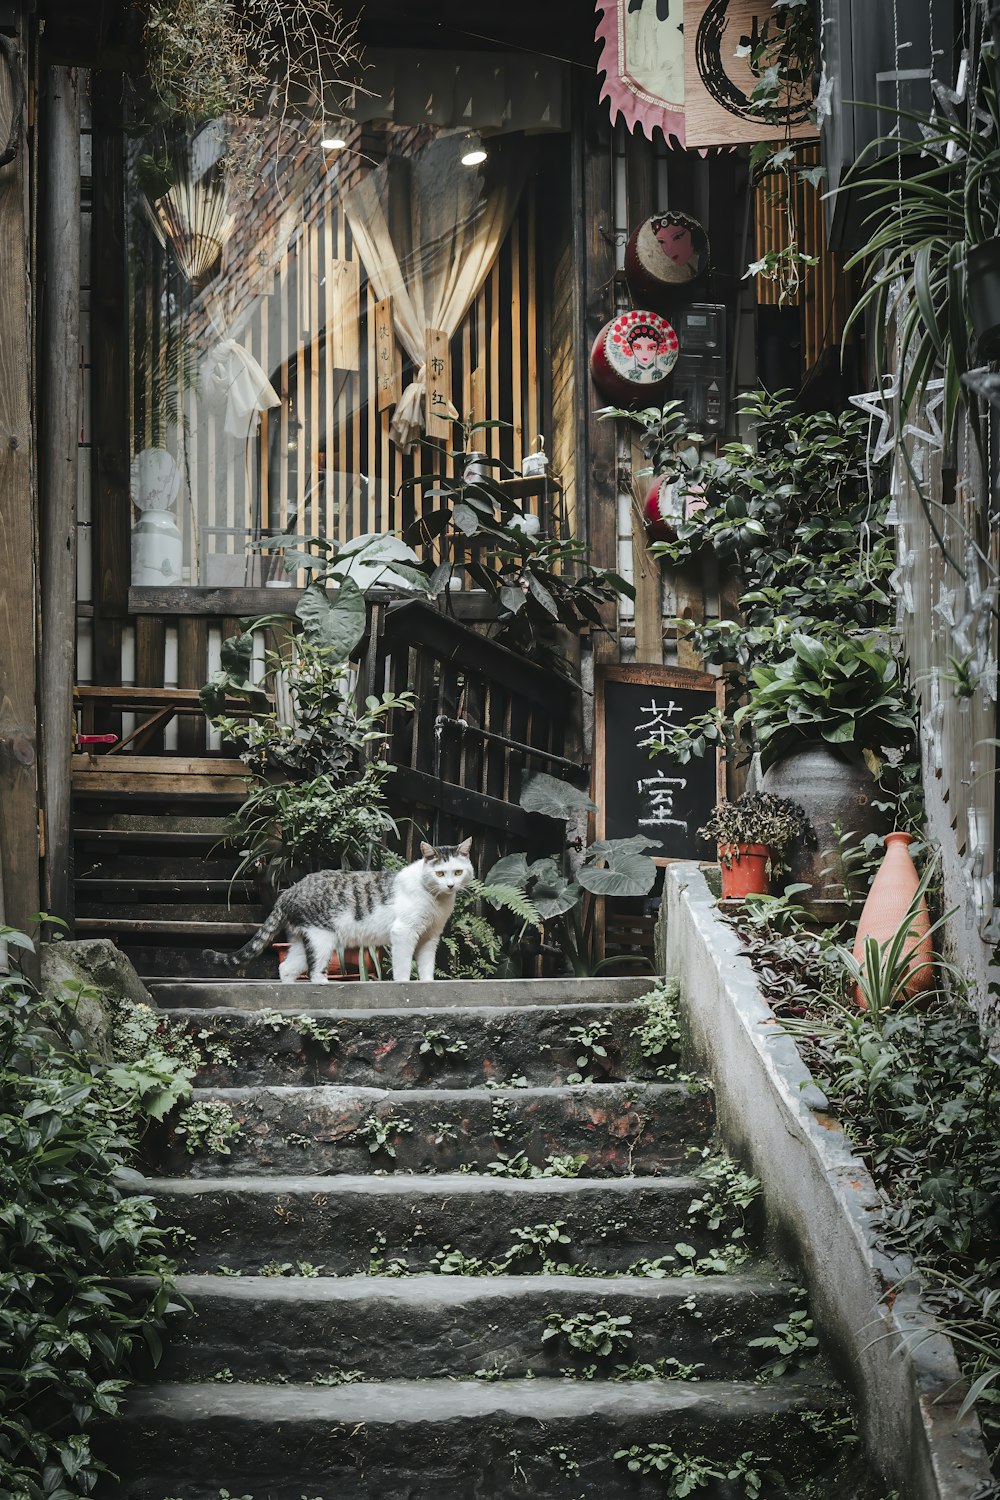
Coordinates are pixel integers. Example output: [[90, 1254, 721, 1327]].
[[842, 29, 1000, 461]]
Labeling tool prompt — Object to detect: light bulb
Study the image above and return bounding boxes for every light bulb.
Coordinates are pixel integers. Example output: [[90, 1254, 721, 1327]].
[[461, 132, 487, 167]]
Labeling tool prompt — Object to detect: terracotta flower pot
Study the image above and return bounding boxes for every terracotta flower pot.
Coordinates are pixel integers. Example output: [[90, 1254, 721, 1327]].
[[851, 831, 933, 1007], [273, 942, 380, 982], [719, 843, 771, 899]]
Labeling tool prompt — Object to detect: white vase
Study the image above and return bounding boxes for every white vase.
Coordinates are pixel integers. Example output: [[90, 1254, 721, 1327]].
[[131, 508, 183, 585]]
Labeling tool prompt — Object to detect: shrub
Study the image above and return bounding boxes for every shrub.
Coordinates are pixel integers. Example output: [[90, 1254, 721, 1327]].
[[0, 939, 181, 1500]]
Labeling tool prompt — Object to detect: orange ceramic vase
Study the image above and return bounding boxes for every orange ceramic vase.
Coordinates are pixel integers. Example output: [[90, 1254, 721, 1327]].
[[852, 831, 933, 1007]]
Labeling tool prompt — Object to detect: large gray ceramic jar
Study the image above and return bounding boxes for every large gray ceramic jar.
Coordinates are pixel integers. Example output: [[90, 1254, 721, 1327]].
[[760, 743, 889, 897]]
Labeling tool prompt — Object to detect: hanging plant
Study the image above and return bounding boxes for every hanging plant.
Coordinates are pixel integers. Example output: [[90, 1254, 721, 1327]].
[[140, 0, 364, 199]]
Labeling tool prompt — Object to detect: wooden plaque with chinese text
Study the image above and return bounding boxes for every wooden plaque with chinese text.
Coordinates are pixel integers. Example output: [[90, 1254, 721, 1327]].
[[424, 326, 451, 439], [593, 664, 726, 865], [374, 296, 400, 412]]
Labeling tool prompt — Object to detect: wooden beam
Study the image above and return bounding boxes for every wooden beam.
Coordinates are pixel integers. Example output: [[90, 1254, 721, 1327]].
[[40, 64, 81, 925], [0, 20, 41, 958]]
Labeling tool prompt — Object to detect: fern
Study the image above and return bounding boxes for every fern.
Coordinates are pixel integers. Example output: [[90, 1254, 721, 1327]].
[[475, 881, 542, 935]]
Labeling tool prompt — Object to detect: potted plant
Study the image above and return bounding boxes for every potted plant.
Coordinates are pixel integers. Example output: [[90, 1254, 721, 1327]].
[[201, 623, 414, 979], [699, 793, 812, 900], [736, 632, 914, 894], [486, 771, 658, 977]]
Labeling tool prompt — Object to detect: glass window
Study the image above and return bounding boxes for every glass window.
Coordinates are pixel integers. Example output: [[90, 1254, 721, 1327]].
[[126, 57, 572, 589]]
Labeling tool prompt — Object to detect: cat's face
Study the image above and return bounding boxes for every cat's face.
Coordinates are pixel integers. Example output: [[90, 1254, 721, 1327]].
[[420, 838, 474, 895]]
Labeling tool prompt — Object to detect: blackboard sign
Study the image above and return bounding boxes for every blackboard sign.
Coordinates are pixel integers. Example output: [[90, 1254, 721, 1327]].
[[593, 665, 726, 863]]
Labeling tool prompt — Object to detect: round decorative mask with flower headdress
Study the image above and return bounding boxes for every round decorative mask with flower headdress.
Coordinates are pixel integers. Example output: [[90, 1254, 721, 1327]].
[[590, 309, 680, 402]]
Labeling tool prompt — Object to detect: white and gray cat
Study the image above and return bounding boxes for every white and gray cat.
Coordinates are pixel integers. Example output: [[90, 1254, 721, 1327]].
[[206, 839, 474, 983]]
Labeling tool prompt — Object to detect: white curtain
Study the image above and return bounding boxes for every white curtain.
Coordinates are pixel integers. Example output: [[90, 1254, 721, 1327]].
[[344, 135, 524, 450]]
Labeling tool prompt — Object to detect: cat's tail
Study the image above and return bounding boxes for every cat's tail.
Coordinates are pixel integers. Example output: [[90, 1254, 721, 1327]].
[[203, 897, 287, 973]]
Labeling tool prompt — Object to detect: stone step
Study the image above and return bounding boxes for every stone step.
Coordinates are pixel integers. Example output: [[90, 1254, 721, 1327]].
[[169, 1002, 676, 1089], [101, 1375, 846, 1499], [154, 1271, 796, 1384], [139, 1173, 719, 1275], [150, 1081, 713, 1178], [146, 975, 656, 1011]]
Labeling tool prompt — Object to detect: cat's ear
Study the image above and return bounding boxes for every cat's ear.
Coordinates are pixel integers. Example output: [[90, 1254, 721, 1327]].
[[420, 842, 437, 860], [457, 836, 473, 856]]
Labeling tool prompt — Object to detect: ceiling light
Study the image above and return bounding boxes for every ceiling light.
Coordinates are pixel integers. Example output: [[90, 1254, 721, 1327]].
[[460, 131, 487, 167], [321, 121, 348, 150]]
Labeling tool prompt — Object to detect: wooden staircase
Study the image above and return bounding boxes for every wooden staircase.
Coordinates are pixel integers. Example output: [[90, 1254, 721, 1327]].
[[71, 754, 269, 979]]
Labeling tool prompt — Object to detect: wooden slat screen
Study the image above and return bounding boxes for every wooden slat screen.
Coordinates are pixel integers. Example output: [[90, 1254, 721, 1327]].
[[753, 145, 849, 370], [130, 142, 553, 589]]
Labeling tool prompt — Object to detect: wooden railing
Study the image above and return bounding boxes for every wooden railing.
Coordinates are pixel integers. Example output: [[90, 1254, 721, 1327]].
[[77, 593, 585, 875], [360, 598, 583, 872]]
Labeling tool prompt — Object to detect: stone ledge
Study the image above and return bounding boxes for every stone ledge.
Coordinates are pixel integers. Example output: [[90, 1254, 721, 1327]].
[[664, 861, 994, 1500]]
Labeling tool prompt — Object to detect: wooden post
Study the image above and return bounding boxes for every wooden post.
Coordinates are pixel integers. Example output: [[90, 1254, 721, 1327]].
[[573, 80, 618, 665], [0, 17, 41, 959], [625, 135, 664, 665], [40, 65, 80, 925], [90, 73, 129, 694]]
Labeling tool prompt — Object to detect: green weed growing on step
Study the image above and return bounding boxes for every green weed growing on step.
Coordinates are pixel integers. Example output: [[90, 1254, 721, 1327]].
[[210, 1366, 235, 1382], [631, 979, 683, 1075], [614, 1444, 723, 1496], [504, 1221, 571, 1265], [726, 1452, 786, 1498], [294, 1016, 340, 1051], [284, 1131, 311, 1149], [543, 1309, 633, 1358], [418, 1027, 468, 1060], [566, 1019, 613, 1083], [175, 1098, 243, 1155], [687, 1146, 761, 1230], [215, 1264, 243, 1276], [749, 1308, 819, 1376], [432, 1120, 459, 1145], [105, 994, 200, 1124], [354, 1114, 413, 1157], [475, 1150, 588, 1179], [254, 1008, 286, 1032], [311, 1368, 365, 1385], [490, 1096, 514, 1141], [484, 1073, 529, 1089], [546, 1445, 581, 1479], [614, 1357, 704, 1381], [366, 1233, 409, 1276], [260, 1260, 323, 1277], [473, 1360, 509, 1381], [429, 1246, 486, 1275]]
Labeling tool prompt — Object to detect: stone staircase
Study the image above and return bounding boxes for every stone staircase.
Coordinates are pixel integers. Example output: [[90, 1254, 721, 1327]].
[[104, 976, 873, 1499]]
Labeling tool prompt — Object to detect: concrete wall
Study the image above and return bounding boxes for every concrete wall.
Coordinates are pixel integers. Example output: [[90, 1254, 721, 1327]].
[[663, 862, 993, 1500]]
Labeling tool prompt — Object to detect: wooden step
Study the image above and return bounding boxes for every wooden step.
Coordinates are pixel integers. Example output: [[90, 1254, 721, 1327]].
[[72, 754, 248, 800], [74, 917, 260, 939], [75, 878, 255, 899], [75, 814, 233, 838]]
